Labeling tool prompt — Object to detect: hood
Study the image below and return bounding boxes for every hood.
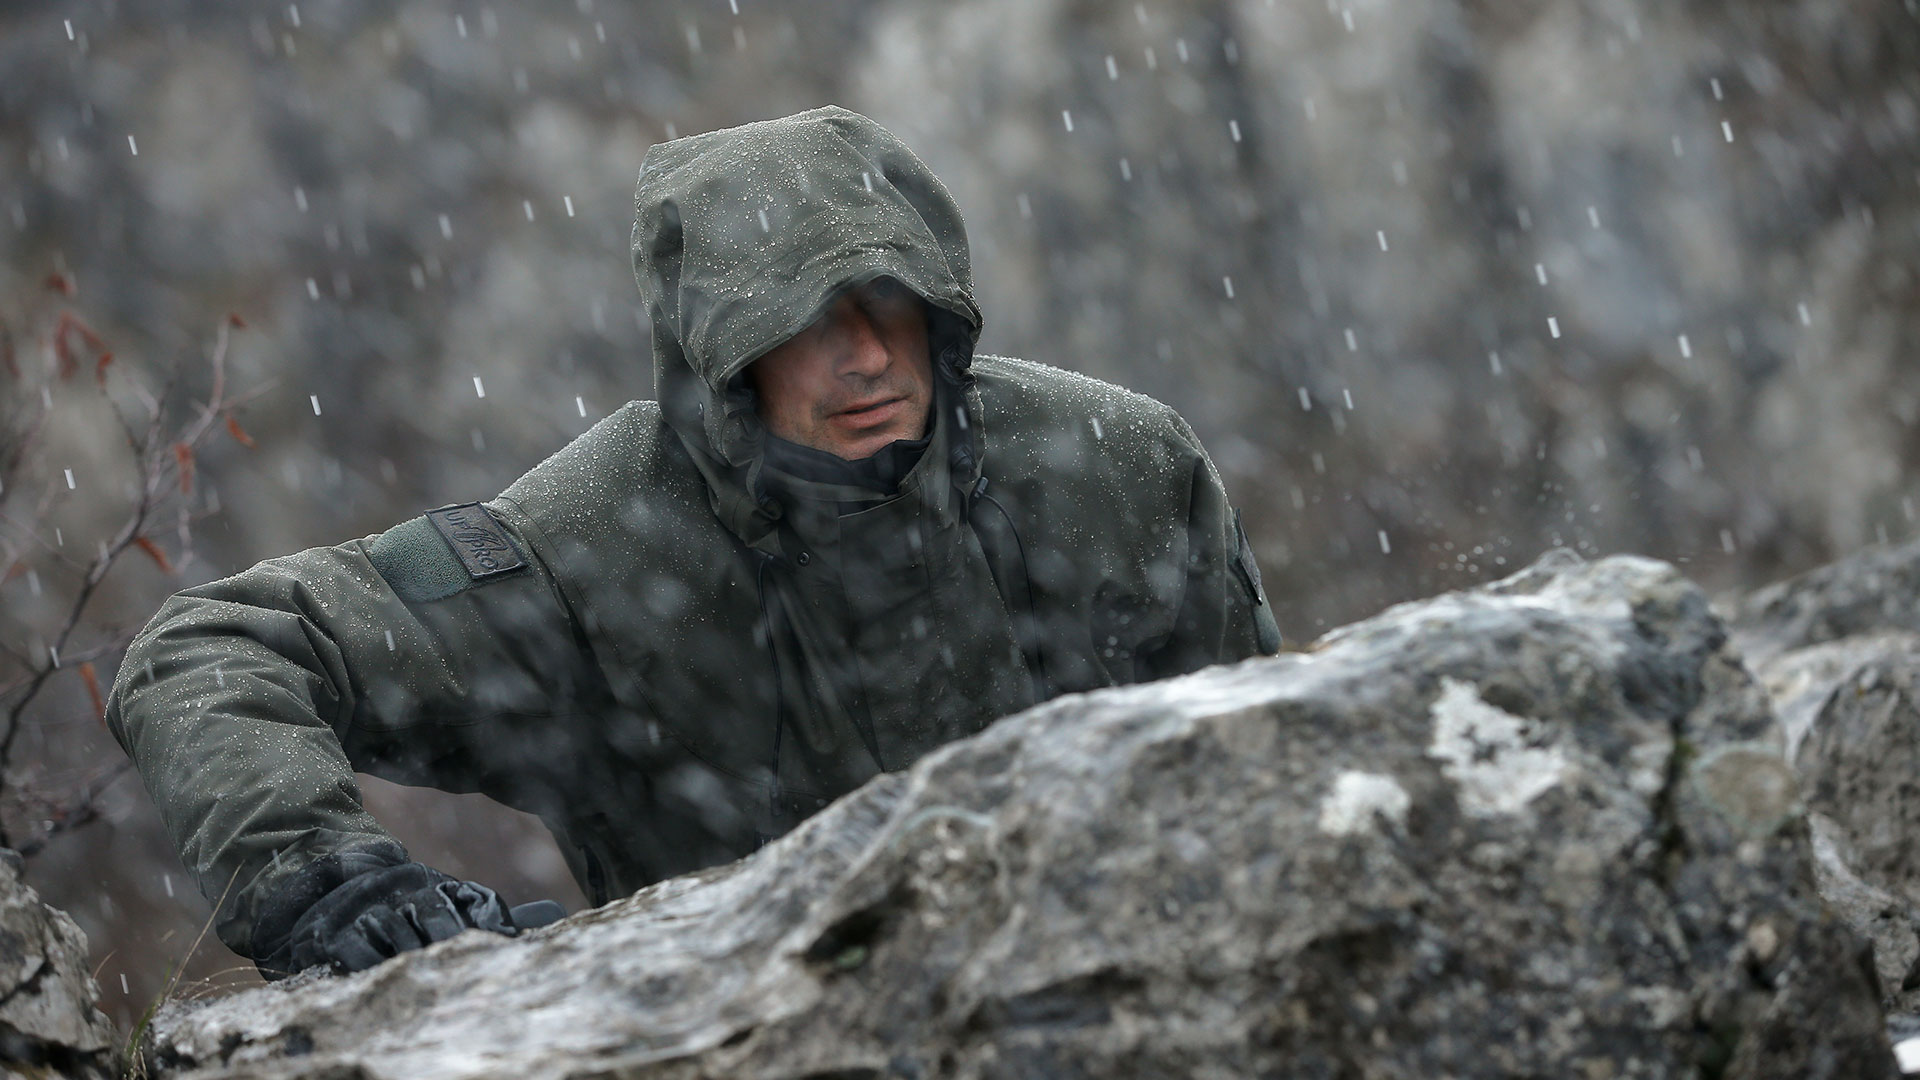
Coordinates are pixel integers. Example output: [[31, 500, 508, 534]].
[[630, 106, 985, 547]]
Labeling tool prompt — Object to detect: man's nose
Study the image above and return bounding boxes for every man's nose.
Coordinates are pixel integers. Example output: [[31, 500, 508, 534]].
[[835, 307, 890, 378]]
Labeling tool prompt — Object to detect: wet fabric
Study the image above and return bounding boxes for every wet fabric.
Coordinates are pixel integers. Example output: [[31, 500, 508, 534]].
[[106, 106, 1280, 960], [762, 432, 930, 495]]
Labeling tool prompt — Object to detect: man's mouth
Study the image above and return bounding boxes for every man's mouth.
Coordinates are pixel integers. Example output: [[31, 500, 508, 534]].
[[834, 397, 905, 424]]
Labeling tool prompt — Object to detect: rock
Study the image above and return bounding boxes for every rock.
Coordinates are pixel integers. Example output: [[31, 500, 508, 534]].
[[1729, 538, 1920, 668], [0, 850, 119, 1079], [141, 551, 1894, 1079], [1807, 813, 1920, 1013], [1731, 540, 1920, 1020]]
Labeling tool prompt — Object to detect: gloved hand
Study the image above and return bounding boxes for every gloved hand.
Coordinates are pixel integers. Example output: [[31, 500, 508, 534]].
[[264, 860, 565, 977]]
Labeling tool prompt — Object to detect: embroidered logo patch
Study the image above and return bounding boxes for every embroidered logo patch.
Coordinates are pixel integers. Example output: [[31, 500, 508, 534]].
[[426, 503, 527, 579]]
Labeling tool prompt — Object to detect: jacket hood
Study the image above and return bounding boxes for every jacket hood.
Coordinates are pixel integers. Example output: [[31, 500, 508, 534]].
[[630, 106, 984, 545]]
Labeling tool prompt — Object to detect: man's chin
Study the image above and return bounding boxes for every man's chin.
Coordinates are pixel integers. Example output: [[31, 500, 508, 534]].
[[825, 432, 908, 461]]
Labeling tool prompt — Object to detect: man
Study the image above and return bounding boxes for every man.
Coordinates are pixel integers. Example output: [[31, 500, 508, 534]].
[[108, 106, 1282, 978]]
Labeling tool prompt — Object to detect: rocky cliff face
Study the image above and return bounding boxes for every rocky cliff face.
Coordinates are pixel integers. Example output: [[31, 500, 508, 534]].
[[137, 552, 1899, 1079], [0, 851, 116, 1079]]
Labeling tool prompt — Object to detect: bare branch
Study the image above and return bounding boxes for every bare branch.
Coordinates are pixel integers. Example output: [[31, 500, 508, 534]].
[[12, 759, 133, 859], [0, 309, 257, 852]]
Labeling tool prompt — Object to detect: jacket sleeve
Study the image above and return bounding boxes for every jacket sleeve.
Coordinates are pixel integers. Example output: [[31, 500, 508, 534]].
[[106, 501, 598, 958], [1139, 412, 1284, 680]]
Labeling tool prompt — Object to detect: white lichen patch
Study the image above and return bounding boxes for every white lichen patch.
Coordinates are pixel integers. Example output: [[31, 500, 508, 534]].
[[1317, 770, 1411, 836], [1427, 678, 1566, 816]]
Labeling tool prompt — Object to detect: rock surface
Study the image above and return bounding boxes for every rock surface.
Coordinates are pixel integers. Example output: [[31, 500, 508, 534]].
[[142, 553, 1894, 1079], [1731, 538, 1920, 1019], [0, 850, 118, 1079]]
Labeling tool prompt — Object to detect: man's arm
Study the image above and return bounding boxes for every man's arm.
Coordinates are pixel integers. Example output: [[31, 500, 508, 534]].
[[1139, 413, 1284, 679], [107, 501, 595, 966]]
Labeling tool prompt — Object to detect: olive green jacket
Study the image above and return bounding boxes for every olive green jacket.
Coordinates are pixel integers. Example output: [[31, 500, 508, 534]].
[[107, 107, 1280, 958]]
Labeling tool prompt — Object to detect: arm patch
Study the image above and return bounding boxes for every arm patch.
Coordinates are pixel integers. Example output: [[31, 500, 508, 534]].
[[367, 504, 525, 603], [426, 503, 527, 579]]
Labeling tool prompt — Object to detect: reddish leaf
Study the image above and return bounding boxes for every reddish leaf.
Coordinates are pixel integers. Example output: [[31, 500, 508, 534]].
[[51, 318, 76, 381], [78, 662, 104, 722], [51, 312, 108, 382], [2, 562, 23, 584], [227, 312, 248, 329], [225, 413, 256, 449], [67, 314, 107, 352], [173, 442, 195, 494], [94, 350, 114, 388], [44, 272, 75, 297], [132, 536, 173, 574]]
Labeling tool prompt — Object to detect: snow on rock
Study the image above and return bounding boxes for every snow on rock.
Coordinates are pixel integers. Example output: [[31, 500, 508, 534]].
[[143, 552, 1895, 1078]]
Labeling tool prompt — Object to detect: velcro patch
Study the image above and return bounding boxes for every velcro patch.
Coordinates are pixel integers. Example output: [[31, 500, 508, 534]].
[[426, 503, 527, 579]]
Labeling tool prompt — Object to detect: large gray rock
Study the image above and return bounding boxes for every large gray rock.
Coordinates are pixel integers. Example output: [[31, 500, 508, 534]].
[[141, 552, 1893, 1079], [0, 851, 118, 1079]]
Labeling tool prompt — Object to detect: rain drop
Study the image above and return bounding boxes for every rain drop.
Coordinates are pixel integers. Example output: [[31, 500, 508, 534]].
[[473, 376, 486, 399]]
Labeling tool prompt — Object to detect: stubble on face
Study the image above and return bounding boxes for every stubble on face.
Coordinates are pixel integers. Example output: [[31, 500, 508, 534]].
[[748, 277, 934, 461]]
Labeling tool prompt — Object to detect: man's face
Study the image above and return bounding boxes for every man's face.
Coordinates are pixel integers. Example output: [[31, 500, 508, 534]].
[[747, 277, 933, 461]]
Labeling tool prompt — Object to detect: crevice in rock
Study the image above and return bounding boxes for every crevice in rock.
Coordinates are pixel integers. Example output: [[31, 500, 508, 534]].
[[0, 956, 51, 1012], [0, 1016, 113, 1079]]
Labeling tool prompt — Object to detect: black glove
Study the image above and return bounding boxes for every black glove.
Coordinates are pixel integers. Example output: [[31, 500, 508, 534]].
[[257, 856, 565, 978]]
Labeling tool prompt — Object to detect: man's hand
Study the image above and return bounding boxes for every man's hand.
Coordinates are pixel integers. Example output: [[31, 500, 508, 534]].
[[269, 861, 565, 976]]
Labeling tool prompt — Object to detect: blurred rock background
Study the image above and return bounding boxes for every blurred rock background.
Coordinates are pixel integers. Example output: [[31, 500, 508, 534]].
[[0, 0, 1915, 1025]]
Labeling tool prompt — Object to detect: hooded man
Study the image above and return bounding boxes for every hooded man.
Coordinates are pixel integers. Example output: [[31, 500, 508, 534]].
[[108, 106, 1282, 978]]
